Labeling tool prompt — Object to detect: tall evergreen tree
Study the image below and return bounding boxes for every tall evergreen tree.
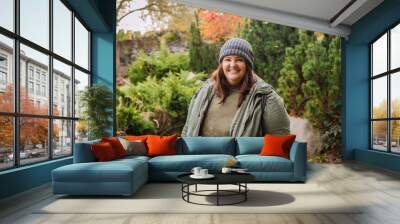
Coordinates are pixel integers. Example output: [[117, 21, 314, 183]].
[[188, 14, 219, 74], [240, 20, 298, 87], [278, 31, 314, 117], [279, 31, 341, 154], [189, 18, 203, 72]]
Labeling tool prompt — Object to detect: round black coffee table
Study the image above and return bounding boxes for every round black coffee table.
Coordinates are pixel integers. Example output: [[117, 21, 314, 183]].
[[177, 173, 255, 206]]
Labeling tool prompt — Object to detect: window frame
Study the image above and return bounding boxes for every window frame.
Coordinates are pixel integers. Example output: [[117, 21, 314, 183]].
[[0, 0, 92, 171], [370, 21, 400, 154]]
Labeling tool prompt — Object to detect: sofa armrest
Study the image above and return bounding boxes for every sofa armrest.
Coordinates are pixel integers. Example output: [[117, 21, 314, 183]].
[[73, 140, 100, 163], [289, 141, 307, 181]]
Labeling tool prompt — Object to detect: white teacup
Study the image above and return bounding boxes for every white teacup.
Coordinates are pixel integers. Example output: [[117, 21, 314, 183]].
[[191, 167, 202, 176], [221, 167, 232, 174], [199, 169, 208, 176]]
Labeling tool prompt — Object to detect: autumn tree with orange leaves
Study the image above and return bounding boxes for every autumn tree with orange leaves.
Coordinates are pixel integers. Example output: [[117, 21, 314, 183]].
[[0, 85, 59, 150], [372, 99, 400, 142], [198, 10, 245, 43]]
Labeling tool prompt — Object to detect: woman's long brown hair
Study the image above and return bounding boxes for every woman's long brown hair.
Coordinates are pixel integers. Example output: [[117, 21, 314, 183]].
[[211, 61, 256, 108]]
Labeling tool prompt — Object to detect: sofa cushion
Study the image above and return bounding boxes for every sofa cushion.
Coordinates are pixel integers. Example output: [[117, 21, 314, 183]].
[[236, 137, 263, 155], [236, 155, 293, 172], [91, 142, 118, 161], [115, 155, 150, 163], [148, 154, 235, 172], [123, 135, 148, 141], [260, 134, 296, 159], [119, 138, 147, 156], [101, 137, 127, 158], [52, 159, 147, 183], [147, 135, 177, 157], [177, 137, 235, 155]]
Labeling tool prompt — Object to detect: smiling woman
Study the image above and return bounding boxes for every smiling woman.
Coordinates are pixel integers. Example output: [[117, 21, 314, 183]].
[[182, 38, 290, 137]]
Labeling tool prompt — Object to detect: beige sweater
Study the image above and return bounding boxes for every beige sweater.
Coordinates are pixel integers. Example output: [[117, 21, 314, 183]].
[[200, 88, 241, 136]]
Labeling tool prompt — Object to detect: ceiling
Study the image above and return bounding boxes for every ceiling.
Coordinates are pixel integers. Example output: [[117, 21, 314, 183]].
[[175, 0, 384, 38]]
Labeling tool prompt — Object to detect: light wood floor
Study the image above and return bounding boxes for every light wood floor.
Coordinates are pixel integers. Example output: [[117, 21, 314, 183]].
[[1, 162, 400, 224]]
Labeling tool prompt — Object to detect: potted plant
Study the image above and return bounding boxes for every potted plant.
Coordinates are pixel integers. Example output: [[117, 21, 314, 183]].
[[79, 84, 113, 140]]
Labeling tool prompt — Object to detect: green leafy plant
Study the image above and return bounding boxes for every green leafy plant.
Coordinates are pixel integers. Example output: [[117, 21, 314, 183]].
[[240, 20, 299, 87], [127, 40, 189, 84], [80, 84, 113, 140], [278, 31, 341, 155], [117, 70, 206, 136]]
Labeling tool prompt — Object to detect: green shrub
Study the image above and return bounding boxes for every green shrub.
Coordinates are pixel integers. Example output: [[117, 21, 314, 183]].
[[116, 107, 156, 135], [117, 70, 207, 135], [127, 41, 189, 84]]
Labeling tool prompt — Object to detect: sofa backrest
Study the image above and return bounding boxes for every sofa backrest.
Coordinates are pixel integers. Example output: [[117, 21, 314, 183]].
[[74, 136, 272, 161], [177, 137, 235, 155], [73, 139, 100, 163], [235, 137, 264, 155]]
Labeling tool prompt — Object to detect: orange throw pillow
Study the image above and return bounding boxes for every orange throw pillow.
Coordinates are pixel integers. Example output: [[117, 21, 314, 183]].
[[124, 135, 148, 141], [146, 135, 177, 157], [91, 142, 117, 161], [101, 137, 127, 158], [260, 134, 296, 159]]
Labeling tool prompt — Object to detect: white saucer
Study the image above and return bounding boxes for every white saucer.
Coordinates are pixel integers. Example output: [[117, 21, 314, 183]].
[[190, 174, 215, 179]]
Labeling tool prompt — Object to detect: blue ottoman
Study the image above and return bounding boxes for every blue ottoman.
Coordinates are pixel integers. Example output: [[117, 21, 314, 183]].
[[52, 157, 148, 196]]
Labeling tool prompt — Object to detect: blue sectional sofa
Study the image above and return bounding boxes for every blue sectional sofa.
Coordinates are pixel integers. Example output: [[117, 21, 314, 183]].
[[52, 137, 307, 196]]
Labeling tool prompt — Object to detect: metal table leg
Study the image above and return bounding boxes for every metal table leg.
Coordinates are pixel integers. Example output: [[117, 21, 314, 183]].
[[245, 183, 247, 201], [217, 184, 219, 206]]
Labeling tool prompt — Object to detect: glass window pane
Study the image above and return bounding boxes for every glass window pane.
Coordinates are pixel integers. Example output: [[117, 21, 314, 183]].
[[20, 117, 49, 165], [372, 76, 387, 119], [391, 120, 400, 153], [74, 18, 89, 70], [53, 119, 72, 157], [372, 121, 388, 151], [53, 0, 72, 60], [0, 116, 14, 170], [53, 59, 72, 117], [0, 0, 14, 31], [372, 33, 387, 76], [75, 120, 88, 143], [20, 44, 49, 115], [391, 24, 400, 70], [391, 72, 400, 118], [74, 69, 89, 118], [0, 35, 14, 112], [20, 0, 49, 49]]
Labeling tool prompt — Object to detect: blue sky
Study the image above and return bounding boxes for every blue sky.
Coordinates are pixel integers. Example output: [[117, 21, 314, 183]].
[[0, 0, 88, 70]]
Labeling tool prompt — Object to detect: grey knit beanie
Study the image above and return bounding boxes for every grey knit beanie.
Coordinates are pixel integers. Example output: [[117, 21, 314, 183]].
[[219, 38, 254, 68]]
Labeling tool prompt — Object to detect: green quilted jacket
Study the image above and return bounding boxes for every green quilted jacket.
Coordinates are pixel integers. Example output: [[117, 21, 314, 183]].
[[181, 77, 290, 137]]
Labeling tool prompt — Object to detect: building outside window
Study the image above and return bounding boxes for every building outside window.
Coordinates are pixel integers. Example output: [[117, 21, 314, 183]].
[[0, 71, 6, 85], [0, 54, 7, 67], [35, 70, 40, 81], [35, 83, 40, 95], [0, 54, 7, 89], [42, 85, 46, 97], [54, 89, 58, 103], [28, 81, 34, 94], [0, 0, 91, 170], [41, 73, 46, 83], [371, 23, 400, 154], [28, 66, 34, 80]]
